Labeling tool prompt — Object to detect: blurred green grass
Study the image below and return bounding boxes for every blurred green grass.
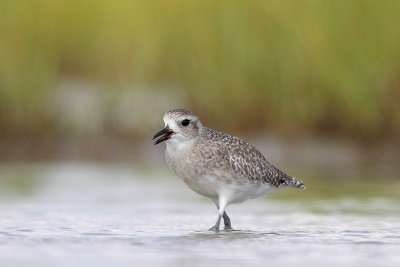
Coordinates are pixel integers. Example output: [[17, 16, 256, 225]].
[[0, 0, 400, 141]]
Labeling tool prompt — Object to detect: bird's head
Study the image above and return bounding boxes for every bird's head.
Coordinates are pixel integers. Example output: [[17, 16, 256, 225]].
[[153, 109, 203, 145]]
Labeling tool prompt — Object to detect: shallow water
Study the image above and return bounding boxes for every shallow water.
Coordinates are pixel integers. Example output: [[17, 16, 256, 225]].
[[0, 163, 399, 266]]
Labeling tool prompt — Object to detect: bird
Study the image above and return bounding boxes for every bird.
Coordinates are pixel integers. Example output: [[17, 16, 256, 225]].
[[153, 109, 305, 231]]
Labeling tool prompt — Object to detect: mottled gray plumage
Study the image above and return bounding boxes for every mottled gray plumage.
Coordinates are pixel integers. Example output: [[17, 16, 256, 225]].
[[200, 128, 293, 187], [154, 108, 305, 231]]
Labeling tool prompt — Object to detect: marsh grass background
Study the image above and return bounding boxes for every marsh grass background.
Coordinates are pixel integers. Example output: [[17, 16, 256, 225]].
[[1, 0, 400, 150]]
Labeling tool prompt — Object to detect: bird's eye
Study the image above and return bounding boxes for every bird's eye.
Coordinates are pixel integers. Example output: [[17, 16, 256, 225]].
[[280, 179, 285, 184], [181, 119, 190, 126]]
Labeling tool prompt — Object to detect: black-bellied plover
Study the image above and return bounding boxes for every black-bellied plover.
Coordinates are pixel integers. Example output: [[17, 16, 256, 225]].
[[153, 109, 305, 231]]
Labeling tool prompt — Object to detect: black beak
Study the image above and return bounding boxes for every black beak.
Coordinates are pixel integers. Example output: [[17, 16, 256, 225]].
[[153, 126, 175, 145]]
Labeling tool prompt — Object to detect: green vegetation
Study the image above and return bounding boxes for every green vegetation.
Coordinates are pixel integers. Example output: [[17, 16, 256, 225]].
[[1, 0, 399, 140]]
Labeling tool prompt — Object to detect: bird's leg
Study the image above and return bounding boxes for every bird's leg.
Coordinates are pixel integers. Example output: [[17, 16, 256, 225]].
[[208, 213, 222, 231], [212, 200, 233, 230], [223, 212, 233, 230], [209, 198, 227, 231]]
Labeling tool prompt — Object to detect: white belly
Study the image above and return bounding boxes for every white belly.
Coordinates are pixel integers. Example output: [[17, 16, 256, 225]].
[[173, 164, 276, 205], [181, 173, 221, 199]]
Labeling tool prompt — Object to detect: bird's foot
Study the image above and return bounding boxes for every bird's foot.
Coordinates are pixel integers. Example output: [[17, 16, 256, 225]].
[[208, 225, 220, 231], [224, 225, 233, 231]]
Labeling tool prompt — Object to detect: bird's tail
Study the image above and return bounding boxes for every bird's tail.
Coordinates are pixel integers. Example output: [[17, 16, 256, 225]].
[[290, 177, 306, 190]]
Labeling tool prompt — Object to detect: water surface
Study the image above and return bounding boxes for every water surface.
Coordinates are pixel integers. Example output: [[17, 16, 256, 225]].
[[0, 163, 399, 266]]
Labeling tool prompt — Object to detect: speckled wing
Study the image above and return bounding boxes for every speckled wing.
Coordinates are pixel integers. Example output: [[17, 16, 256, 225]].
[[222, 136, 290, 187], [201, 128, 291, 187]]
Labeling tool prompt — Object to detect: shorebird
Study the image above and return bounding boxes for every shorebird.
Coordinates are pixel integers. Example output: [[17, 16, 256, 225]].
[[153, 109, 305, 231]]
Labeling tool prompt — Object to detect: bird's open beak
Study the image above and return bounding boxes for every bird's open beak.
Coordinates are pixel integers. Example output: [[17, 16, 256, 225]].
[[153, 126, 175, 145]]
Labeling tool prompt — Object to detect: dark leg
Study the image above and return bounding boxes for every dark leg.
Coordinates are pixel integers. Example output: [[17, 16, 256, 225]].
[[208, 213, 223, 231], [223, 212, 232, 230]]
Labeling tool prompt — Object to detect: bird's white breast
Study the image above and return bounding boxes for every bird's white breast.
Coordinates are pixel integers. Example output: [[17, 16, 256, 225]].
[[165, 139, 221, 199]]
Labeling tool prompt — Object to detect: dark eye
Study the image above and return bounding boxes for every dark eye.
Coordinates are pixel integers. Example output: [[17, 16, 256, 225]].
[[280, 179, 285, 184], [181, 119, 190, 126]]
